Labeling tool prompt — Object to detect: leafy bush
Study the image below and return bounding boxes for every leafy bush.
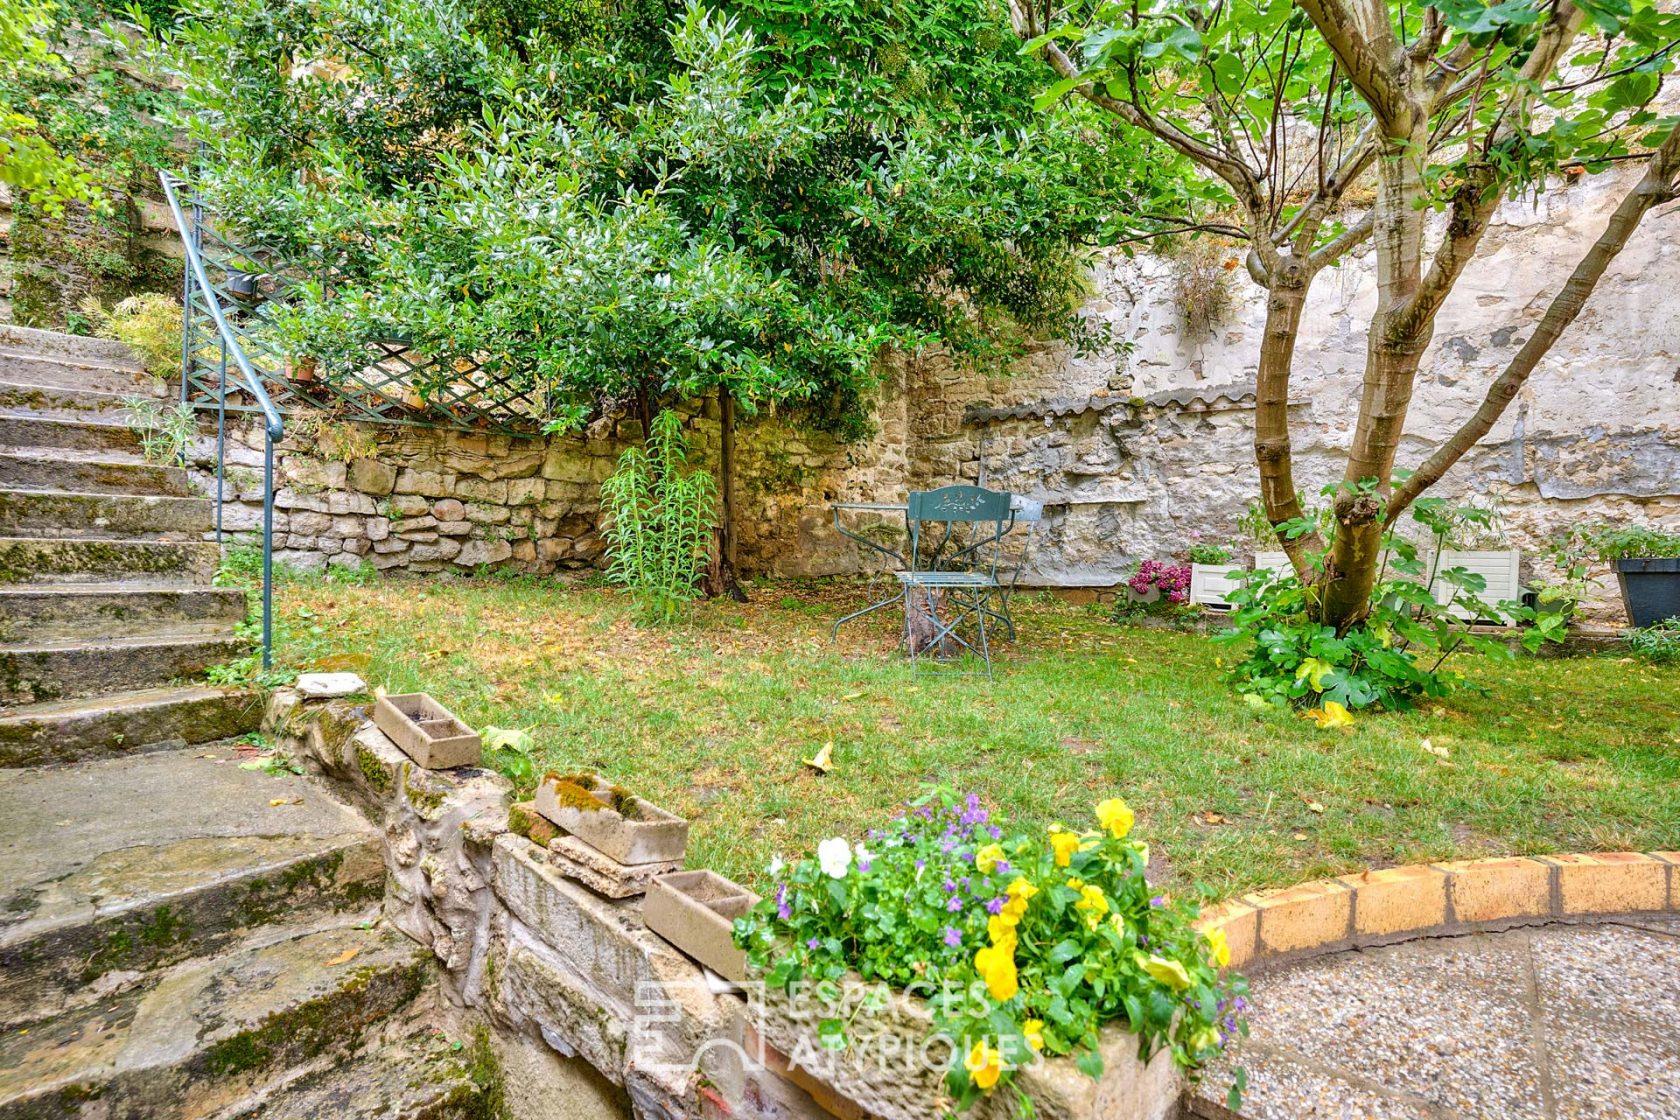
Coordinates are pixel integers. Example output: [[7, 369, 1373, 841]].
[[600, 411, 717, 622], [81, 293, 182, 378], [735, 789, 1245, 1110], [1625, 618, 1680, 664], [121, 394, 197, 465], [1186, 542, 1234, 566], [1574, 524, 1680, 561], [1216, 530, 1565, 715]]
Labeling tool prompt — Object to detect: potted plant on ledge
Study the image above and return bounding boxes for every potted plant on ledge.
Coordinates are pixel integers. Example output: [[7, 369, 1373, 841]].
[[1578, 524, 1680, 628], [1187, 539, 1242, 611]]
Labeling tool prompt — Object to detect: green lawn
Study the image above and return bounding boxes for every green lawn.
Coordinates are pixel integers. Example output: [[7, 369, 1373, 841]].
[[269, 573, 1680, 898]]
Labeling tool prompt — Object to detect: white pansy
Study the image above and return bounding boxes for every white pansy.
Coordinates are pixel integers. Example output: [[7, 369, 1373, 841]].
[[767, 854, 785, 877], [853, 842, 873, 866], [817, 837, 853, 879]]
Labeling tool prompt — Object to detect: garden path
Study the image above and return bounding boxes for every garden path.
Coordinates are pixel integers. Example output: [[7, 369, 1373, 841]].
[[1193, 917, 1680, 1120]]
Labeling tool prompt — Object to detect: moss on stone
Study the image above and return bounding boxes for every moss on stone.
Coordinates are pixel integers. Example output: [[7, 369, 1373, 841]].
[[80, 905, 191, 981], [358, 740, 395, 796]]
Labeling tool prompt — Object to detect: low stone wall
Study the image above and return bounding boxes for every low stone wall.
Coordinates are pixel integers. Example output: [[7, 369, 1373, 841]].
[[1197, 851, 1680, 974], [270, 689, 1184, 1120]]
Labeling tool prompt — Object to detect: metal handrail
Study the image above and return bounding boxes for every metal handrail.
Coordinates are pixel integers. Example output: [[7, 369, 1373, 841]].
[[159, 171, 282, 668]]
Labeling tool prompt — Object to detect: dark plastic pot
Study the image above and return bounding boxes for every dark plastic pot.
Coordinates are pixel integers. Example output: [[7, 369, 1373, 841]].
[[1614, 557, 1680, 628], [226, 270, 260, 298]]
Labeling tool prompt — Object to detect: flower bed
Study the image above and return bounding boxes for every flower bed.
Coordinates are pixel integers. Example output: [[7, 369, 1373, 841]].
[[734, 790, 1246, 1113]]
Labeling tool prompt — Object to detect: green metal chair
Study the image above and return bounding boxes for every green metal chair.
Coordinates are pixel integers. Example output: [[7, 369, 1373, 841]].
[[897, 485, 1015, 679]]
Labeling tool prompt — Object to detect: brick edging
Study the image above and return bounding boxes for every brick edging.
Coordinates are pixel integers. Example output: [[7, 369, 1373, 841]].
[[1194, 851, 1680, 972]]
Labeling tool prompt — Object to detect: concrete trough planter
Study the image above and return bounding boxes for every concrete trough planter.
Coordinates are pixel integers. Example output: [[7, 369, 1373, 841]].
[[371, 692, 481, 769], [643, 870, 759, 982], [534, 772, 689, 866]]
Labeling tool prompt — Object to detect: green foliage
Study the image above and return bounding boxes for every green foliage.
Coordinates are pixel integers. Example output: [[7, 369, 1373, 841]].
[[481, 726, 538, 791], [1217, 499, 1566, 713], [1186, 541, 1233, 565], [1625, 618, 1680, 665], [736, 789, 1244, 1109], [0, 0, 100, 214], [121, 394, 197, 465], [1030, 0, 1677, 236], [81, 293, 182, 378], [168, 0, 1173, 439], [1572, 523, 1680, 561], [600, 410, 716, 622]]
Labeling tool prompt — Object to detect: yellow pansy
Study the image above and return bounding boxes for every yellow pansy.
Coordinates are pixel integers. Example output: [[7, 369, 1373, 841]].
[[987, 914, 1018, 947], [1188, 1025, 1221, 1053], [1065, 877, 1085, 891], [1109, 913, 1127, 938], [1204, 926, 1231, 969], [1139, 953, 1192, 991], [1006, 877, 1039, 902], [975, 843, 1006, 874], [1049, 830, 1081, 867], [965, 1039, 1003, 1091], [974, 944, 1019, 1002], [1022, 1019, 1045, 1053], [1095, 798, 1134, 840], [1074, 883, 1109, 928]]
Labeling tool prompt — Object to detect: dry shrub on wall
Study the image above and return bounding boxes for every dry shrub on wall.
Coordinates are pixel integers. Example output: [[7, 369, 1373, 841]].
[[1167, 237, 1242, 341]]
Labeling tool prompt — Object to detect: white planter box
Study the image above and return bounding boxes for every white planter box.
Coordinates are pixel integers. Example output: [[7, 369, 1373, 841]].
[[1189, 562, 1245, 610], [1253, 551, 1291, 580], [1430, 549, 1522, 621]]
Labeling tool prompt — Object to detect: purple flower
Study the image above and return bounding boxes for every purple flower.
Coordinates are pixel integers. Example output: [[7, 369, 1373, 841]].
[[807, 937, 821, 951], [1150, 896, 1165, 908], [914, 858, 926, 871], [987, 825, 1002, 840], [986, 897, 1006, 915], [994, 861, 1010, 875], [942, 926, 963, 947], [946, 896, 963, 912], [776, 884, 791, 921], [858, 860, 872, 873], [943, 878, 957, 893]]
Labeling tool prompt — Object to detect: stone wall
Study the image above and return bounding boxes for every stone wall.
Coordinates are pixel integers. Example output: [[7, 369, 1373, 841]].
[[200, 155, 1678, 612]]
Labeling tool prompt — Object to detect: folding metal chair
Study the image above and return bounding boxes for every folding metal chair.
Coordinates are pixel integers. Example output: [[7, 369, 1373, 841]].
[[896, 485, 1014, 679]]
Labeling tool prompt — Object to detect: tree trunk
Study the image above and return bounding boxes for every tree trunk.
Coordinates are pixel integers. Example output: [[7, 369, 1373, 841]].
[[1254, 256, 1322, 576], [708, 390, 747, 602], [1320, 134, 1431, 627]]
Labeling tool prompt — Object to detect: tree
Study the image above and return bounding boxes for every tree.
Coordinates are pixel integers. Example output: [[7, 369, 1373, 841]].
[[0, 0, 99, 214], [1009, 0, 1680, 630], [167, 0, 1182, 586]]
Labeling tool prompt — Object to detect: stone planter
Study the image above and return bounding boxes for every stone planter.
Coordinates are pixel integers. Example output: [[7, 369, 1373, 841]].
[[1431, 549, 1522, 621], [1613, 557, 1680, 628], [643, 870, 758, 982], [371, 692, 481, 769], [1189, 562, 1243, 610], [534, 772, 689, 866], [752, 973, 1181, 1120]]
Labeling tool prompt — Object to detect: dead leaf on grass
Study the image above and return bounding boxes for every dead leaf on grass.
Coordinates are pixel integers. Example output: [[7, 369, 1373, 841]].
[[802, 742, 835, 774]]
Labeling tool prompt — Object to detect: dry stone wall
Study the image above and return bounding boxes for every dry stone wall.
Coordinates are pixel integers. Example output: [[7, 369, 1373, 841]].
[[201, 157, 1677, 612]]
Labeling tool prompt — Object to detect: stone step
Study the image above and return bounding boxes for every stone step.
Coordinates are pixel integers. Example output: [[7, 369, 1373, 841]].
[[0, 744, 387, 1030], [0, 449, 193, 496], [0, 410, 142, 453], [0, 536, 221, 584], [0, 684, 261, 767], [213, 1025, 489, 1120], [0, 628, 247, 705], [0, 488, 212, 539], [0, 350, 165, 399], [0, 921, 427, 1120], [0, 582, 246, 643], [0, 381, 136, 416], [0, 323, 149, 371]]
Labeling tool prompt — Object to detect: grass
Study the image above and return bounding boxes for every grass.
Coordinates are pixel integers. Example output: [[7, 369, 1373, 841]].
[[268, 570, 1680, 900]]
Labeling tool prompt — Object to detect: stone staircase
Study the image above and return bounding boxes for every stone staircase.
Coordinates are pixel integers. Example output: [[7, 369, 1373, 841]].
[[0, 325, 489, 1118]]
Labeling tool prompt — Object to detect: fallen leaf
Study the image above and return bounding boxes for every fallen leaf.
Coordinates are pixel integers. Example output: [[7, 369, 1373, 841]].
[[1303, 799, 1325, 814], [269, 797, 304, 807], [1292, 832, 1309, 841], [324, 947, 361, 967], [802, 742, 835, 774], [839, 692, 864, 701]]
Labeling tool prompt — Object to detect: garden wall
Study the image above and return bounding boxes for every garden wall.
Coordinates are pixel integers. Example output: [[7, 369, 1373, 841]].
[[161, 154, 1680, 609]]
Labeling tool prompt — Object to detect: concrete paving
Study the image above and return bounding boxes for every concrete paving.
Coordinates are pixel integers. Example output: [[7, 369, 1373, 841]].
[[1196, 918, 1680, 1120]]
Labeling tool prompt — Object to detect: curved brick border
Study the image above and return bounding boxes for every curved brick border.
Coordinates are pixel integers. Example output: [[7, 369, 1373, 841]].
[[1194, 851, 1680, 972]]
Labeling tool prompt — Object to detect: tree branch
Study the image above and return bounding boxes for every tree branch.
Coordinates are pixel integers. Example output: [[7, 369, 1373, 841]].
[[1292, 0, 1409, 133], [1387, 123, 1680, 522]]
